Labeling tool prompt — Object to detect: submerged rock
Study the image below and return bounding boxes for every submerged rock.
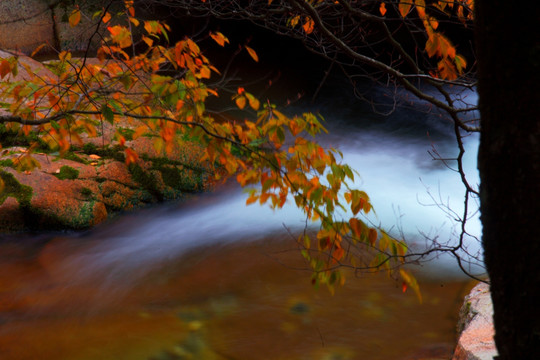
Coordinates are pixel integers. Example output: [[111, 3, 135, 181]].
[[452, 282, 498, 360]]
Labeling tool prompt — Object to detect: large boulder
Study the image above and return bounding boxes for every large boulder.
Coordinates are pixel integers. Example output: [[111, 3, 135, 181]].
[[453, 282, 498, 360], [0, 0, 54, 54], [0, 51, 211, 231], [0, 142, 210, 231], [0, 0, 112, 55]]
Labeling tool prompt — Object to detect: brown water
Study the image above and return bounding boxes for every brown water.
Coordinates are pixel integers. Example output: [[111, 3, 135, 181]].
[[0, 233, 474, 360]]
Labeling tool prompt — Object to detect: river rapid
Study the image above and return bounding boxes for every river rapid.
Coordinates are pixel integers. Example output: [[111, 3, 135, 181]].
[[0, 79, 483, 359]]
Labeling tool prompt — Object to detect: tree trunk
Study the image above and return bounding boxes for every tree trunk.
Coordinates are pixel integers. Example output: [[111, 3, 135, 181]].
[[475, 1, 540, 358]]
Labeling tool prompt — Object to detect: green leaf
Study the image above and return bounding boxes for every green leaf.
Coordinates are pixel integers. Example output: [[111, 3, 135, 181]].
[[50, 120, 60, 130], [101, 104, 114, 124]]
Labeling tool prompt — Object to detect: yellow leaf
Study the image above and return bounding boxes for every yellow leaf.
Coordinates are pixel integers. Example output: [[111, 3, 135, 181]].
[[245, 93, 260, 110], [245, 45, 259, 62], [210, 32, 229, 47], [400, 269, 422, 303], [379, 2, 387, 16], [142, 35, 153, 47], [290, 15, 300, 28], [454, 54, 467, 73], [69, 8, 81, 28]]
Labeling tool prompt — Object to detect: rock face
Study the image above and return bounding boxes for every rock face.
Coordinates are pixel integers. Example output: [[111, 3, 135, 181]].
[[453, 282, 498, 360], [0, 143, 210, 231], [0, 0, 111, 55], [0, 0, 54, 54]]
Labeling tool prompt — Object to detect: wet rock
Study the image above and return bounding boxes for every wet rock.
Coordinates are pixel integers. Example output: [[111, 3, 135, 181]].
[[0, 196, 24, 231], [452, 282, 498, 360]]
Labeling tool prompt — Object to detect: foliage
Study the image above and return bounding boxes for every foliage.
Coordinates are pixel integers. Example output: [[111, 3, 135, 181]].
[[0, 0, 428, 296]]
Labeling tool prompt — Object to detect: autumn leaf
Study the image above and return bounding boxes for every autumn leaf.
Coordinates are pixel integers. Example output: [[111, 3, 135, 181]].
[[69, 8, 81, 27], [102, 12, 111, 23], [379, 2, 387, 16], [30, 43, 48, 57], [235, 96, 247, 109], [303, 17, 314, 34], [290, 15, 300, 27], [400, 269, 422, 302], [245, 45, 259, 62], [0, 59, 11, 79], [125, 148, 139, 165], [210, 32, 229, 47], [399, 0, 412, 17], [245, 93, 260, 110]]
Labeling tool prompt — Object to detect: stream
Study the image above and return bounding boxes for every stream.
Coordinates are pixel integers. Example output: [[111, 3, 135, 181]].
[[0, 83, 483, 359]]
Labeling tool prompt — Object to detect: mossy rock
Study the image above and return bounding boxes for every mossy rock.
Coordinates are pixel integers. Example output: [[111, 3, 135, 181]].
[[53, 165, 80, 180], [0, 170, 33, 207]]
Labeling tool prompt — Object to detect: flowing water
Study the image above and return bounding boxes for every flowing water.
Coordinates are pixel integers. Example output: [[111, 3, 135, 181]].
[[0, 83, 482, 359]]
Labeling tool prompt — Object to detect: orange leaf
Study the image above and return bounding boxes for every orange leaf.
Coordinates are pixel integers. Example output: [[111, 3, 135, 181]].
[[399, 0, 412, 17], [69, 8, 81, 27], [102, 12, 111, 23], [210, 32, 229, 47], [246, 195, 259, 205], [0, 59, 11, 79], [368, 228, 378, 246], [415, 0, 426, 18], [235, 96, 246, 109], [349, 218, 365, 238], [245, 46, 259, 62], [303, 17, 314, 34], [125, 148, 139, 165], [379, 2, 387, 16]]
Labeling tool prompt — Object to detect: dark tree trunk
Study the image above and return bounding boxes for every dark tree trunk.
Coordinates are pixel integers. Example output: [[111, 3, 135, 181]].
[[475, 1, 540, 358]]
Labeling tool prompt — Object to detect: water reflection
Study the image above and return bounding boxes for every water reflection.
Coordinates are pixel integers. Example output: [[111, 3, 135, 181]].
[[0, 234, 474, 360]]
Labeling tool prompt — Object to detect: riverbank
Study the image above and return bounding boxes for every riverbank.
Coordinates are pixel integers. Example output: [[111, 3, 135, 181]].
[[0, 49, 213, 232]]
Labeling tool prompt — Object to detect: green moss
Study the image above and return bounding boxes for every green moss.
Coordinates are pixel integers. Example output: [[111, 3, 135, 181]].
[[148, 157, 204, 192], [25, 201, 97, 230], [0, 159, 14, 168], [128, 163, 163, 201], [81, 143, 125, 162], [80, 187, 93, 197], [0, 170, 33, 207], [0, 124, 50, 152], [82, 143, 98, 154], [54, 165, 80, 180], [58, 152, 88, 164]]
